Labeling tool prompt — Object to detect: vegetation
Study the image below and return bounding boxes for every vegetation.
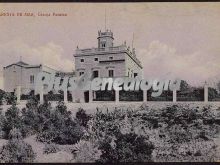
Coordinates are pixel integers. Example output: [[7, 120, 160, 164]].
[[0, 128, 35, 163], [0, 89, 16, 105], [0, 97, 220, 162], [76, 108, 91, 127]]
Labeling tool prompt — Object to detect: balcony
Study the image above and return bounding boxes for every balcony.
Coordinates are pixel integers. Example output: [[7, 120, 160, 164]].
[[74, 45, 142, 68], [75, 45, 127, 55]]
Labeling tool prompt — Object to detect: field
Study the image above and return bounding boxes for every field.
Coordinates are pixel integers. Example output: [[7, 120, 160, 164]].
[[0, 100, 220, 163], [2, 101, 220, 116]]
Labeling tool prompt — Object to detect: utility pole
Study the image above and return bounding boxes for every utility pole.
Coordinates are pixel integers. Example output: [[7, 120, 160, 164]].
[[132, 33, 134, 49], [105, 8, 106, 31]]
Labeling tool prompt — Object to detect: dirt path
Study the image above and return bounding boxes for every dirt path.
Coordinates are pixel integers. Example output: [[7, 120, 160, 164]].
[[24, 135, 73, 163]]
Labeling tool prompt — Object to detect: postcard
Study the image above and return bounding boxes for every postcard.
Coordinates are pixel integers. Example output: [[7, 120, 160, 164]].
[[0, 2, 220, 163]]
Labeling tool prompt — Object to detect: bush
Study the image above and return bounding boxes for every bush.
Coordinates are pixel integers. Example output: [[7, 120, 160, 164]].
[[119, 90, 143, 101], [44, 92, 64, 101], [98, 132, 154, 163], [0, 90, 16, 105], [0, 111, 6, 131], [76, 108, 91, 127], [87, 104, 220, 162], [73, 140, 102, 162], [21, 97, 52, 137], [0, 128, 35, 163], [0, 89, 5, 105], [149, 105, 219, 162], [3, 105, 22, 139], [36, 101, 84, 145], [4, 93, 16, 105]]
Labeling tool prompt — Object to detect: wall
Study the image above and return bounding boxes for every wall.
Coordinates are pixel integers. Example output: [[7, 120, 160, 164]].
[[125, 54, 142, 78], [3, 65, 57, 94], [75, 52, 126, 78]]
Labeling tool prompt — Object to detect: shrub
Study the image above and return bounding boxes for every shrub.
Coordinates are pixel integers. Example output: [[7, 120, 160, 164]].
[[119, 90, 144, 101], [0, 89, 5, 105], [3, 105, 22, 139], [90, 104, 219, 162], [76, 108, 91, 127], [0, 110, 6, 130], [50, 120, 84, 145], [0, 111, 6, 139], [25, 95, 39, 109], [98, 132, 154, 163], [0, 128, 35, 163], [21, 97, 52, 137], [148, 105, 219, 162], [0, 90, 16, 105], [4, 93, 16, 105], [36, 101, 84, 145], [73, 140, 102, 162]]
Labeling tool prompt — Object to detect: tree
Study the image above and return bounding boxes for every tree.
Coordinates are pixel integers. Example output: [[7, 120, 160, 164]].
[[180, 80, 191, 91], [36, 101, 84, 145], [3, 105, 22, 138]]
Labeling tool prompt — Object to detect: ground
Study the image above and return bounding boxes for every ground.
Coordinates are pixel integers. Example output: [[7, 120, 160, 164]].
[[24, 136, 73, 163], [0, 101, 220, 162], [2, 101, 220, 116], [214, 134, 220, 161]]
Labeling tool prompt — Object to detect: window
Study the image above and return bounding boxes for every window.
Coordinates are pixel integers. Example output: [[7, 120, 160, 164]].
[[79, 72, 84, 76], [94, 58, 98, 61], [109, 70, 114, 77], [109, 56, 113, 60], [80, 59, 84, 62], [60, 78, 64, 85], [102, 43, 106, 48], [93, 70, 99, 78], [30, 75, 34, 84], [134, 73, 138, 77]]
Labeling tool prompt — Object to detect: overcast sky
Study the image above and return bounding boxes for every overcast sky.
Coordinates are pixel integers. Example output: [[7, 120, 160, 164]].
[[0, 2, 220, 89]]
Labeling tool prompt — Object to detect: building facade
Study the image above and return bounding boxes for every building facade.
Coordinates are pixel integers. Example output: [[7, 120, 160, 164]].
[[74, 30, 143, 79], [3, 30, 143, 103], [3, 61, 57, 94]]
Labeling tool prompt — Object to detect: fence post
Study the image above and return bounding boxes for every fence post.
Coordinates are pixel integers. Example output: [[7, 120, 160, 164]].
[[71, 91, 76, 103], [89, 90, 93, 103], [204, 82, 208, 103], [93, 91, 97, 100], [115, 90, 119, 103], [16, 86, 21, 104], [143, 90, 147, 102], [173, 90, 177, 103], [64, 88, 68, 103], [40, 85, 44, 104]]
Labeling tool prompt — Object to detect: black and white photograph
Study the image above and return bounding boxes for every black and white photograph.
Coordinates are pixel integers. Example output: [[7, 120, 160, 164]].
[[0, 2, 220, 163]]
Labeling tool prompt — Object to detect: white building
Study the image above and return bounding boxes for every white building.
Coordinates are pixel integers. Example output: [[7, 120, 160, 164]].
[[3, 30, 143, 103], [72, 30, 143, 102], [3, 61, 57, 94], [74, 30, 143, 79]]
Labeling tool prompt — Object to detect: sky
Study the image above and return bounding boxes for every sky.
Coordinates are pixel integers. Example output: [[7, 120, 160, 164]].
[[0, 2, 220, 89]]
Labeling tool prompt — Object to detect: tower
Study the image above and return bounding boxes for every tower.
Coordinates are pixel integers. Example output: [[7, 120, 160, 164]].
[[97, 30, 114, 48]]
